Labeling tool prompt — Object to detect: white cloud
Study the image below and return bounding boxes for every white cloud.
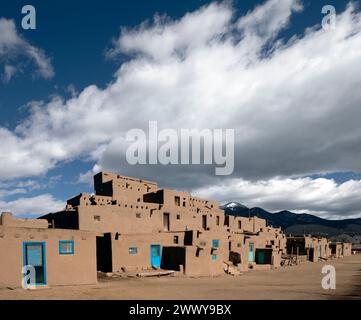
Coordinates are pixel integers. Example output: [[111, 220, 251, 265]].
[[0, 18, 54, 81], [107, 2, 233, 61], [1, 1, 361, 218], [0, 188, 27, 198], [0, 194, 64, 216], [77, 164, 101, 185], [2, 64, 16, 82], [192, 177, 361, 219]]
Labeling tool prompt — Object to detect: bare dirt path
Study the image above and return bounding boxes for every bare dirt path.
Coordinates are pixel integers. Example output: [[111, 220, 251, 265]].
[[1, 255, 360, 300]]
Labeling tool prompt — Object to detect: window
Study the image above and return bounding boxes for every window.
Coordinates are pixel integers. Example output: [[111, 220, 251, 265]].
[[175, 196, 180, 206], [196, 248, 201, 257], [163, 213, 170, 231], [136, 213, 141, 218], [59, 240, 74, 255], [176, 214, 181, 220], [202, 215, 207, 230], [128, 247, 138, 254], [224, 215, 229, 227], [174, 236, 179, 244], [212, 239, 220, 247], [216, 216, 220, 226], [94, 215, 101, 222], [238, 221, 242, 229]]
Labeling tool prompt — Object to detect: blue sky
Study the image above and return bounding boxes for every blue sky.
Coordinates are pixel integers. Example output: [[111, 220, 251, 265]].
[[0, 0, 361, 219]]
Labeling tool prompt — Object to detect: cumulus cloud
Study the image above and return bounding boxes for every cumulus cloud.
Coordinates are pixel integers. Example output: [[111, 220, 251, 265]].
[[77, 164, 101, 185], [0, 1, 361, 217], [192, 177, 361, 219], [0, 177, 64, 216], [0, 194, 64, 216], [0, 18, 54, 81]]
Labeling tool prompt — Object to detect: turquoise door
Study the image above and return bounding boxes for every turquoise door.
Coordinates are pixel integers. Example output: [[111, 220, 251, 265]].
[[257, 250, 265, 264], [150, 244, 161, 268], [23, 242, 47, 286], [248, 243, 254, 262]]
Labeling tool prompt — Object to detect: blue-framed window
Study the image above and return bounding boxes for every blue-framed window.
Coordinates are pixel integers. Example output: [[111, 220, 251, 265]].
[[129, 247, 138, 254], [212, 254, 217, 261], [212, 239, 220, 248], [59, 240, 74, 255]]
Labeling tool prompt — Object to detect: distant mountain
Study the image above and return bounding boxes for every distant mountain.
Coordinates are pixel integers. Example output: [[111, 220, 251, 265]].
[[220, 202, 361, 237]]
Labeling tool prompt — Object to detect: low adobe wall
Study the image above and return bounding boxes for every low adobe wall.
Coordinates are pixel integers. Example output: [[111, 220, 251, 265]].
[[0, 226, 97, 288]]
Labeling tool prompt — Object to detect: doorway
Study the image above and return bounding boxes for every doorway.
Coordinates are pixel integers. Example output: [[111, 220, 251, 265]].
[[161, 246, 185, 272], [96, 233, 113, 272], [150, 244, 162, 268], [23, 242, 46, 286], [248, 243, 254, 263]]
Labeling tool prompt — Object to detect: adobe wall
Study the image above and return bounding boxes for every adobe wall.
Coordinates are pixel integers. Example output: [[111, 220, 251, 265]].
[[184, 246, 224, 277], [0, 226, 96, 288], [330, 243, 343, 258], [94, 172, 158, 201], [287, 236, 331, 262], [110, 231, 187, 272], [0, 212, 48, 229], [109, 230, 226, 276], [59, 191, 228, 235], [342, 243, 352, 257]]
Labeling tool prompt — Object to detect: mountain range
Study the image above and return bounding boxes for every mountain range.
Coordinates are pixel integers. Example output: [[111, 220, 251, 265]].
[[220, 202, 361, 238]]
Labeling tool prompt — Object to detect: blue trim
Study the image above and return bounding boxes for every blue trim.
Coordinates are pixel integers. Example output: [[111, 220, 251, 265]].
[[59, 240, 75, 255], [150, 244, 162, 268], [212, 239, 220, 247], [22, 242, 47, 287], [248, 242, 254, 262]]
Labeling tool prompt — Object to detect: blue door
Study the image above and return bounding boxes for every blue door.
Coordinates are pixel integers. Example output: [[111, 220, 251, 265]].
[[248, 243, 254, 263], [257, 250, 265, 264], [150, 244, 161, 268], [23, 242, 47, 286]]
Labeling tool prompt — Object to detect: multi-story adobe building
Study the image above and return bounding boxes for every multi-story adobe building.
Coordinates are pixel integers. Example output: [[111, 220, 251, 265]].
[[0, 172, 353, 288], [41, 172, 287, 276]]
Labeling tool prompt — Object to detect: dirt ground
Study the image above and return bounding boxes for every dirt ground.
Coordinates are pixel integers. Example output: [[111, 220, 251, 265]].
[[1, 254, 360, 300]]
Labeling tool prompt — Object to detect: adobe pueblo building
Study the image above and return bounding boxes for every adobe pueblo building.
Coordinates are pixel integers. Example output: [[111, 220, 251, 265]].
[[0, 172, 353, 288], [286, 235, 352, 263], [42, 172, 287, 277]]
